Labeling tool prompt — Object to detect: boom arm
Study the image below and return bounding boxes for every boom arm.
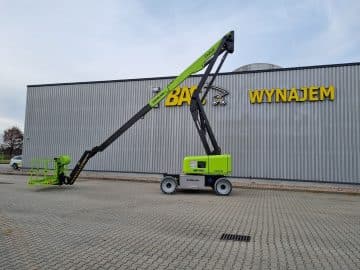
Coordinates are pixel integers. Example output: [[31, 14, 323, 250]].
[[63, 31, 234, 185], [190, 35, 233, 155]]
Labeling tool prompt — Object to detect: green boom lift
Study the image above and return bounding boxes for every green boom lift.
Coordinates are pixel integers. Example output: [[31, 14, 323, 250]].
[[29, 31, 234, 196]]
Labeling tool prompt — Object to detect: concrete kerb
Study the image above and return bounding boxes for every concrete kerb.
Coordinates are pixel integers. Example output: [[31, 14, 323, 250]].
[[1, 169, 359, 195], [232, 179, 360, 195]]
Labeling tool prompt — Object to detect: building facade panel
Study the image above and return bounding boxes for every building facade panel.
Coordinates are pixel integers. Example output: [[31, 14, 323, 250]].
[[23, 64, 360, 183]]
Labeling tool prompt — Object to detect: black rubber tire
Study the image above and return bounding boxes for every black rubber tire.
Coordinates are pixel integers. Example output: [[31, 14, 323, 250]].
[[214, 178, 232, 196], [12, 163, 18, 170], [160, 176, 177, 195]]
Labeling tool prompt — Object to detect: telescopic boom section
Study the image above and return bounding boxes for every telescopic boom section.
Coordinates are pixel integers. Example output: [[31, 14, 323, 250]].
[[64, 31, 234, 185]]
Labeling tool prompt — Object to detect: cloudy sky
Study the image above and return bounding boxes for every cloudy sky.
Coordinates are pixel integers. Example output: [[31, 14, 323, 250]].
[[0, 0, 359, 138]]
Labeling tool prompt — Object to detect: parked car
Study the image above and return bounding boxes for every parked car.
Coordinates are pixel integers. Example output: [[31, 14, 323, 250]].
[[9, 155, 22, 170]]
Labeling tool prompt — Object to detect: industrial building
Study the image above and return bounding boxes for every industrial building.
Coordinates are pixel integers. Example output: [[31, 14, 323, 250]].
[[23, 62, 360, 184]]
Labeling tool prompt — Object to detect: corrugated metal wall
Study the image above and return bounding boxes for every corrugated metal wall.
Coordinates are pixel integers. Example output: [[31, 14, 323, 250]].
[[23, 64, 360, 183]]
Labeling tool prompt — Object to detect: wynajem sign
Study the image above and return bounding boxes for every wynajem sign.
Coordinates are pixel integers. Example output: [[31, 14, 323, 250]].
[[248, 85, 335, 104]]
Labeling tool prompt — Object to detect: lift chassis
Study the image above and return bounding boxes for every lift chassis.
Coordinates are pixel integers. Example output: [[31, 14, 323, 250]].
[[162, 153, 232, 196], [29, 31, 235, 195]]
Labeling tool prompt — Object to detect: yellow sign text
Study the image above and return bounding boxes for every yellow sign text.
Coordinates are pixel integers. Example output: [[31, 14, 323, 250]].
[[165, 85, 205, 106], [248, 85, 335, 104]]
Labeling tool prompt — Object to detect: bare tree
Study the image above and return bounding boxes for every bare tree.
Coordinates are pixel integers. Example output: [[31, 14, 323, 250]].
[[3, 127, 23, 157]]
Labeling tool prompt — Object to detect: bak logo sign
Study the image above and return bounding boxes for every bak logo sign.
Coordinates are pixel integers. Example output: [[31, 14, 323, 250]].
[[164, 84, 229, 107], [210, 85, 229, 106]]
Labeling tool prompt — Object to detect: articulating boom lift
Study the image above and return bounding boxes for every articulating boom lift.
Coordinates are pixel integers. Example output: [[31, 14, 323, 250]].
[[29, 31, 234, 195]]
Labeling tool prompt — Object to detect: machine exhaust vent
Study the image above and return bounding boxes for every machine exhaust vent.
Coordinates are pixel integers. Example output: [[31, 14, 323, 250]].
[[220, 233, 251, 242]]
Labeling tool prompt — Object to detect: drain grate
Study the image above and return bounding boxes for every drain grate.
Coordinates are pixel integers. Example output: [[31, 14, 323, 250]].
[[220, 233, 251, 242]]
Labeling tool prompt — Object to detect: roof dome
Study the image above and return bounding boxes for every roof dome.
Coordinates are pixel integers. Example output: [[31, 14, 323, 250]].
[[233, 63, 282, 72]]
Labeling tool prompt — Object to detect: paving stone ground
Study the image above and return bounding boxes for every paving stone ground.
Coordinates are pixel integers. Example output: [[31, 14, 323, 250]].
[[0, 174, 359, 270]]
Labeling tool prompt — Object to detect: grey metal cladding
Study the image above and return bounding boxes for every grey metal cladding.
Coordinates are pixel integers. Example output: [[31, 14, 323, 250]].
[[23, 64, 360, 183]]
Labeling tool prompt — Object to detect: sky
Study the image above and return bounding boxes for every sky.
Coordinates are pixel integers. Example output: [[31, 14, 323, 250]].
[[0, 0, 359, 139]]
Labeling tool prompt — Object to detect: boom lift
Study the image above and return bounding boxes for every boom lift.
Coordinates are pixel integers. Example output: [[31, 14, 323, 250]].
[[29, 31, 234, 196]]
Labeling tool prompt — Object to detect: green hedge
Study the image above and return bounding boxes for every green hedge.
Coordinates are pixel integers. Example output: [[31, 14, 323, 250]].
[[0, 160, 10, 164]]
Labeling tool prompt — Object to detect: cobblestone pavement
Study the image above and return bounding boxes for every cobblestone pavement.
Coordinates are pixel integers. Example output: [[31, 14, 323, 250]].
[[0, 175, 359, 269]]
